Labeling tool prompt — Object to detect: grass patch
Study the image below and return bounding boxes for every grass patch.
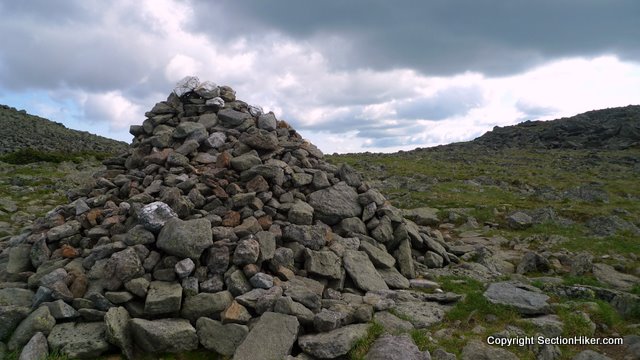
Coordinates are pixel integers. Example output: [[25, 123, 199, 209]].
[[562, 276, 606, 288], [0, 148, 112, 165], [348, 322, 384, 360], [410, 329, 430, 351], [557, 307, 596, 337]]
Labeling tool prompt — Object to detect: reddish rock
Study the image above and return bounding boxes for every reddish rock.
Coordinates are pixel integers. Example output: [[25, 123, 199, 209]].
[[222, 211, 241, 227], [257, 215, 273, 230], [216, 151, 231, 168], [61, 245, 80, 258], [246, 175, 270, 193], [70, 273, 89, 298]]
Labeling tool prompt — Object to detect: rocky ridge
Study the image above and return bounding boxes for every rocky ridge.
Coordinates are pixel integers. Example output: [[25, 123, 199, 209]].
[[0, 104, 128, 155], [468, 105, 640, 150], [0, 79, 457, 359]]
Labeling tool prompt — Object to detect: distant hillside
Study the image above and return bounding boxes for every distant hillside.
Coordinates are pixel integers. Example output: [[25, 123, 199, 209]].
[[0, 104, 128, 155], [470, 105, 640, 150]]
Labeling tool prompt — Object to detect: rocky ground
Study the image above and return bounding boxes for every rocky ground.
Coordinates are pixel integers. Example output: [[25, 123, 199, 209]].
[[0, 83, 638, 360]]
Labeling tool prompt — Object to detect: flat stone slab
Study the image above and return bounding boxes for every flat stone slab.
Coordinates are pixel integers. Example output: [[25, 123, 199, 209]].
[[343, 250, 389, 292], [593, 263, 640, 291], [130, 318, 198, 353], [391, 301, 446, 329], [234, 312, 300, 360], [196, 318, 248, 356], [365, 334, 430, 360], [483, 281, 550, 315], [47, 322, 109, 359], [298, 323, 370, 359]]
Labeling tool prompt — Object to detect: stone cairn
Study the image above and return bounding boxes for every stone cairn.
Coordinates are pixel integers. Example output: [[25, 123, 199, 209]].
[[0, 78, 457, 359]]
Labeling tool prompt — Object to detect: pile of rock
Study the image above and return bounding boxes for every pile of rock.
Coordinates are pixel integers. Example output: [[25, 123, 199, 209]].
[[0, 79, 458, 359]]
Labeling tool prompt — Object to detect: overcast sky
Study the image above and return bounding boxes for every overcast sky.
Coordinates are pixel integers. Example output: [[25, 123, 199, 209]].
[[1, 0, 639, 153]]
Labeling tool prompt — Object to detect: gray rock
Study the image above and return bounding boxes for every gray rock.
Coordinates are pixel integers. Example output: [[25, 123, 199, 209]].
[[173, 121, 206, 139], [105, 247, 145, 284], [392, 301, 446, 328], [231, 152, 262, 171], [205, 132, 227, 148], [104, 307, 133, 360], [432, 348, 457, 360], [506, 211, 533, 230], [226, 269, 252, 296], [274, 296, 315, 325], [394, 239, 416, 279], [47, 220, 81, 241], [0, 288, 34, 307], [308, 182, 362, 225], [7, 244, 32, 274], [282, 224, 329, 251], [292, 172, 313, 187], [196, 318, 248, 356], [313, 309, 346, 332], [570, 252, 593, 276], [0, 306, 30, 341], [157, 217, 213, 260], [402, 208, 440, 226], [19, 332, 48, 360], [304, 249, 342, 280], [240, 129, 279, 150], [130, 318, 198, 353], [365, 334, 430, 360], [42, 300, 79, 320], [124, 277, 150, 298], [47, 322, 109, 359], [257, 113, 277, 131], [218, 108, 251, 127], [144, 281, 182, 316], [124, 225, 155, 246], [233, 237, 260, 266], [234, 312, 300, 360], [250, 273, 274, 289], [371, 216, 394, 244], [8, 306, 55, 351], [298, 323, 370, 359], [256, 231, 276, 262], [572, 350, 612, 360], [423, 251, 444, 268], [284, 283, 321, 311], [520, 315, 563, 337], [343, 250, 389, 292], [377, 267, 410, 289], [181, 291, 233, 322], [360, 241, 396, 269], [461, 340, 518, 360], [175, 258, 195, 279], [288, 200, 314, 225], [138, 201, 177, 233], [373, 311, 414, 334], [592, 263, 640, 290], [312, 171, 331, 189], [517, 251, 551, 274], [483, 282, 550, 315]]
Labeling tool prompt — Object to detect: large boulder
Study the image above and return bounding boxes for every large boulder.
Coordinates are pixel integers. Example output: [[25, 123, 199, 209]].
[[196, 318, 248, 356], [365, 334, 430, 360]]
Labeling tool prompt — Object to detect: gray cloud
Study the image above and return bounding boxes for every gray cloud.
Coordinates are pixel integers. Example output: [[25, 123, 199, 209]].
[[395, 86, 485, 120], [189, 0, 640, 76]]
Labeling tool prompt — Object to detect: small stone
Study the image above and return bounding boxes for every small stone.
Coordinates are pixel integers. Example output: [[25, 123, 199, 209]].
[[221, 301, 252, 324], [175, 258, 195, 279], [250, 273, 274, 289], [130, 318, 198, 353], [144, 281, 183, 316]]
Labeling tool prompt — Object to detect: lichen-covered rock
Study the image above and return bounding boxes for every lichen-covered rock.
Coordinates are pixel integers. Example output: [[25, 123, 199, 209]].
[[130, 318, 198, 353], [157, 218, 213, 260]]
